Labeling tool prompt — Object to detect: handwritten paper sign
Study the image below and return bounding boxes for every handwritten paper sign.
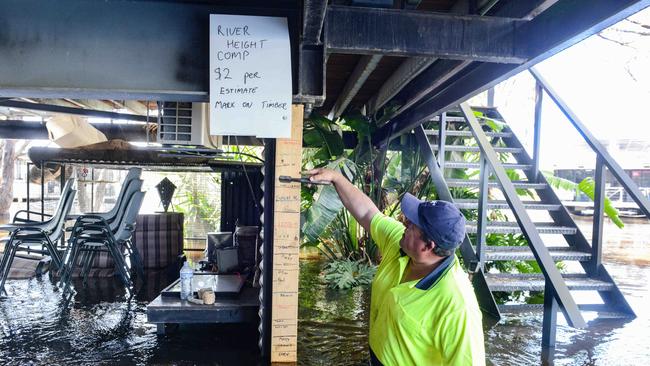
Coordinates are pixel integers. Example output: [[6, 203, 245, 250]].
[[209, 14, 292, 138]]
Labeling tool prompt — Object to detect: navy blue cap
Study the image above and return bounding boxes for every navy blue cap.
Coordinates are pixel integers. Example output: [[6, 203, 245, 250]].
[[401, 193, 466, 250]]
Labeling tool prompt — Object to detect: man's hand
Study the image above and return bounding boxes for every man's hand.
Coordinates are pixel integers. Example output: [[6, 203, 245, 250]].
[[305, 168, 343, 185], [304, 168, 379, 232]]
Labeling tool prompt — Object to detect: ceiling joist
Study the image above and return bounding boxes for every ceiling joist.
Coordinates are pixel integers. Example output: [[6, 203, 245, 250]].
[[328, 55, 383, 119]]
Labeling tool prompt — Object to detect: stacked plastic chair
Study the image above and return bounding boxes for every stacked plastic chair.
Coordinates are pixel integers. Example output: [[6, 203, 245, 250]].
[[59, 168, 145, 294], [0, 178, 76, 296]]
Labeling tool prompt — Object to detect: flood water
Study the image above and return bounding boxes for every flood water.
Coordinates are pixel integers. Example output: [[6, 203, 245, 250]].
[[0, 271, 261, 365], [297, 216, 650, 366], [1, 217, 649, 365]]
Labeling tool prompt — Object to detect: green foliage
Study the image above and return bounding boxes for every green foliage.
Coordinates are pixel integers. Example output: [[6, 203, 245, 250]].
[[505, 169, 536, 198], [542, 171, 624, 228], [301, 158, 357, 244], [473, 110, 506, 132], [578, 177, 625, 228], [221, 143, 263, 162], [172, 174, 221, 231], [542, 172, 580, 192], [301, 114, 381, 263], [322, 258, 377, 289], [301, 111, 438, 268], [303, 116, 345, 162]]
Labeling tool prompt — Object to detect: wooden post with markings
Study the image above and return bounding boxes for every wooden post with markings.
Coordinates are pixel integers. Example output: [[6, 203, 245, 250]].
[[271, 104, 303, 363]]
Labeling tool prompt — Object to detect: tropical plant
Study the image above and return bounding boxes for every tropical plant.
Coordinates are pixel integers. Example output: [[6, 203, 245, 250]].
[[300, 112, 444, 291], [172, 174, 221, 232], [300, 114, 378, 260], [322, 258, 377, 289], [542, 171, 624, 228]]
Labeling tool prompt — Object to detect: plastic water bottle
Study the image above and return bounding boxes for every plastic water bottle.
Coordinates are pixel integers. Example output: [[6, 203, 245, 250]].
[[180, 261, 194, 300]]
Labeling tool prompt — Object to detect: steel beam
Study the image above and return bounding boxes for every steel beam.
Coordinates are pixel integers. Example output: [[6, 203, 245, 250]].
[[0, 0, 298, 101], [542, 281, 559, 348], [460, 103, 585, 328], [370, 0, 556, 120], [297, 45, 326, 106], [437, 113, 447, 168], [476, 156, 489, 269], [591, 156, 605, 276], [325, 6, 528, 63], [373, 0, 650, 146], [530, 68, 650, 218], [302, 0, 328, 45], [532, 81, 543, 181]]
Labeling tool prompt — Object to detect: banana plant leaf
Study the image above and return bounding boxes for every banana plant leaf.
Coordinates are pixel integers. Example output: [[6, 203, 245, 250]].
[[578, 177, 625, 228], [542, 171, 624, 229], [303, 116, 345, 161], [474, 110, 506, 132], [542, 172, 579, 192], [347, 211, 359, 252], [301, 184, 344, 244], [300, 158, 357, 244]]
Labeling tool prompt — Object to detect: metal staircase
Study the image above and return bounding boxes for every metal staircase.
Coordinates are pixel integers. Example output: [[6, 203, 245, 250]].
[[414, 93, 648, 348]]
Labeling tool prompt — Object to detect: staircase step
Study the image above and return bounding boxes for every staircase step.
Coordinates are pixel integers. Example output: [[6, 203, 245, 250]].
[[475, 246, 591, 261], [446, 179, 547, 190], [486, 273, 615, 292], [497, 304, 634, 319], [431, 145, 523, 154], [425, 129, 512, 138], [430, 116, 467, 123], [445, 162, 531, 170], [454, 199, 561, 211], [466, 221, 577, 235]]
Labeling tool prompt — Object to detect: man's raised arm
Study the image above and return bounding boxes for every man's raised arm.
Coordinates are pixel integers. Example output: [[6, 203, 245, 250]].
[[306, 168, 379, 232]]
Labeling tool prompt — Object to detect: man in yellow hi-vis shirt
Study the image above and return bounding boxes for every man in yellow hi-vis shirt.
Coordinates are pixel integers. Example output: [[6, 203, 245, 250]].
[[307, 168, 485, 366]]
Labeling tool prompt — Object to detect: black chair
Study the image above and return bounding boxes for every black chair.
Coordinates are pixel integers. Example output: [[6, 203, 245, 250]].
[[59, 191, 145, 294], [67, 167, 142, 224], [0, 178, 76, 296], [95, 168, 142, 224]]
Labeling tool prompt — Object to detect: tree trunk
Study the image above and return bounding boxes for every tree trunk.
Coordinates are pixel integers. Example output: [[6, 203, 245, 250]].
[[0, 140, 17, 218], [76, 167, 109, 213]]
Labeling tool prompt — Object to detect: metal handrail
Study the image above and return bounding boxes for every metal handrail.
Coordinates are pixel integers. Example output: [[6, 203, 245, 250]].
[[459, 102, 586, 328], [529, 67, 650, 219]]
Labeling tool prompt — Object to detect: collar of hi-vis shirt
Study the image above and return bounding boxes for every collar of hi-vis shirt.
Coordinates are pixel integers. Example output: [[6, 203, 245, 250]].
[[397, 252, 455, 290]]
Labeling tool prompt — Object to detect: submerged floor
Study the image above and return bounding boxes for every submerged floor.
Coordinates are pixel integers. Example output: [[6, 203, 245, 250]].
[[0, 274, 261, 365], [1, 217, 649, 365]]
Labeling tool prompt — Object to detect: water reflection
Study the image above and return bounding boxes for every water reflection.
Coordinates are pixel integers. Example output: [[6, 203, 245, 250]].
[[298, 260, 370, 366], [0, 274, 261, 365]]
